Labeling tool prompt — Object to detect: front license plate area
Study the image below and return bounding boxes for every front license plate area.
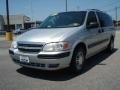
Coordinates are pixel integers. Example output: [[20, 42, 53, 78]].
[[20, 56, 30, 63]]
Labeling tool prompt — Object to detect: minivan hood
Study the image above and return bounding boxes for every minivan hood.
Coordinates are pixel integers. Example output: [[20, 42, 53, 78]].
[[16, 27, 81, 43]]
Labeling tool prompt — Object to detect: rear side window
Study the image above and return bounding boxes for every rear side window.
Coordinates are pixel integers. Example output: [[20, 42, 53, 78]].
[[86, 11, 98, 26], [97, 12, 113, 27]]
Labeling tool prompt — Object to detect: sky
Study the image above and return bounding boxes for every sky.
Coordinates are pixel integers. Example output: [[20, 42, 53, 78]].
[[0, 0, 120, 21]]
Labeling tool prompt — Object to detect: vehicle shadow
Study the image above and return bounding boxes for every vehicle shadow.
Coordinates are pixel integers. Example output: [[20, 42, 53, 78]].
[[17, 48, 118, 81]]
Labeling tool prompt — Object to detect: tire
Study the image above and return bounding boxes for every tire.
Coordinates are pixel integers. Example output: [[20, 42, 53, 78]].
[[70, 47, 85, 73], [107, 38, 114, 52]]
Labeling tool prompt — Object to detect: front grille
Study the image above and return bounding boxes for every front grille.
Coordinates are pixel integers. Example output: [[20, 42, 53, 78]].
[[18, 48, 40, 53], [17, 42, 44, 53]]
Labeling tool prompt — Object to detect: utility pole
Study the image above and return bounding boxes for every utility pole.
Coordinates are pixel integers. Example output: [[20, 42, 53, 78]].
[[5, 0, 13, 41], [115, 7, 118, 29], [65, 0, 68, 12], [30, 0, 33, 21]]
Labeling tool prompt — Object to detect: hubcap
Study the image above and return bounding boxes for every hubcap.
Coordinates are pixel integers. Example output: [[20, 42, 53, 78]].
[[75, 51, 84, 70]]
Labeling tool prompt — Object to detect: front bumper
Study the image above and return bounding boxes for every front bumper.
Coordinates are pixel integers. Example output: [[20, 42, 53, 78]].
[[9, 49, 71, 70]]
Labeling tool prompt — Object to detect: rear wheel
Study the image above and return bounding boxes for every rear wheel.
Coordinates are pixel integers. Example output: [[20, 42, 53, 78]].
[[107, 38, 114, 52], [70, 47, 85, 73]]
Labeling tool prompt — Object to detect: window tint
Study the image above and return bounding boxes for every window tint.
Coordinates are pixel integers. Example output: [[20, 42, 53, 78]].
[[97, 12, 113, 27], [86, 11, 98, 26]]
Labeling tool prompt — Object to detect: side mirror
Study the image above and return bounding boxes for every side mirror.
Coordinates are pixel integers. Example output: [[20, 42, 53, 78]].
[[87, 22, 99, 29]]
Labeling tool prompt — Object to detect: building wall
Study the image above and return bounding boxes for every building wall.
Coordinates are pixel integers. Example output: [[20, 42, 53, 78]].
[[3, 15, 30, 30], [0, 15, 41, 31]]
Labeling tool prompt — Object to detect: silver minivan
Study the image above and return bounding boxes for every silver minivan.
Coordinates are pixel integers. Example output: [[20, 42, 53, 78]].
[[9, 9, 115, 73]]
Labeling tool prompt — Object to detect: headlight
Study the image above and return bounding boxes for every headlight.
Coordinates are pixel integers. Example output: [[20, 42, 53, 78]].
[[43, 42, 70, 52], [11, 41, 17, 49]]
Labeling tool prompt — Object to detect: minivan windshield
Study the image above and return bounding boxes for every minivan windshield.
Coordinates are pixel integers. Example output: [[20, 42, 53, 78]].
[[39, 11, 86, 28]]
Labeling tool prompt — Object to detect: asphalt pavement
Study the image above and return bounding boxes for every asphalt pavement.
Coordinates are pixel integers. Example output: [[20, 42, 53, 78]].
[[0, 31, 120, 90]]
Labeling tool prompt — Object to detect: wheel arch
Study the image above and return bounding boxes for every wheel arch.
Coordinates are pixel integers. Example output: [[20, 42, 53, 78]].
[[73, 42, 87, 57]]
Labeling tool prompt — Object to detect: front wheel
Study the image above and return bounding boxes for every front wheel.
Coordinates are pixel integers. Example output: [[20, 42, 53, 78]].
[[70, 47, 85, 73]]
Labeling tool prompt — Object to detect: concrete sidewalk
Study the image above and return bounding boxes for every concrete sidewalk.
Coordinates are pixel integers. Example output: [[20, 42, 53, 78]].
[[0, 36, 5, 41], [0, 36, 12, 48], [0, 41, 11, 48]]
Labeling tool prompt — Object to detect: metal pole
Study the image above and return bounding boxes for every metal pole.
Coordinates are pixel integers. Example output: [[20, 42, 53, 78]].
[[115, 7, 118, 29], [5, 0, 13, 41], [6, 0, 10, 32], [66, 0, 67, 12]]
